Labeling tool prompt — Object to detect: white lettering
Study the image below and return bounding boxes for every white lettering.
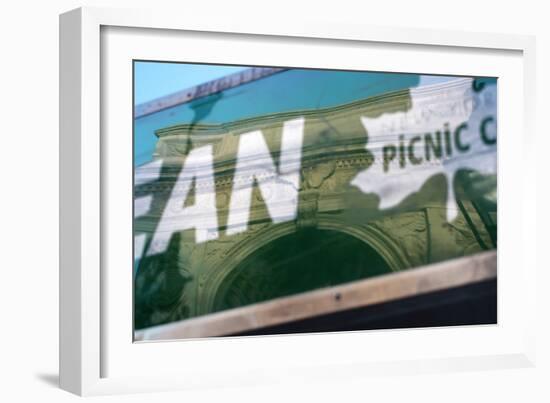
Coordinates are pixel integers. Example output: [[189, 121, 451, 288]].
[[226, 117, 304, 235], [148, 145, 219, 255], [134, 159, 162, 260]]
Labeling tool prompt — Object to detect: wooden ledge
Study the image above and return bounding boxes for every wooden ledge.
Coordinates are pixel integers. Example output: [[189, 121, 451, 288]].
[[135, 250, 497, 341]]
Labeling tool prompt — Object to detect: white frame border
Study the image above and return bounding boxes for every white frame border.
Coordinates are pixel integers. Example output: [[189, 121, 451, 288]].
[[59, 6, 537, 396]]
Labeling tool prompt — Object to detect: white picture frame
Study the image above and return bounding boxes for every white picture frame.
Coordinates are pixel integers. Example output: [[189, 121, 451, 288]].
[[59, 6, 537, 396]]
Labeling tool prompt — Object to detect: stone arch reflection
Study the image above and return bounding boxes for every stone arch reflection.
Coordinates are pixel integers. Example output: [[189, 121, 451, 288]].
[[212, 228, 392, 313]]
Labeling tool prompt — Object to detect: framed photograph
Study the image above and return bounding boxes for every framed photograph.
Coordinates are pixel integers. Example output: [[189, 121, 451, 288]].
[[60, 6, 536, 396]]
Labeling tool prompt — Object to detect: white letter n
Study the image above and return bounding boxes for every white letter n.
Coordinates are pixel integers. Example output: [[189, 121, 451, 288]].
[[148, 145, 219, 255], [226, 117, 304, 235]]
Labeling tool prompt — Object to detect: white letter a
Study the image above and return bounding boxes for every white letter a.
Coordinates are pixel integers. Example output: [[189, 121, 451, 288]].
[[148, 145, 218, 255]]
